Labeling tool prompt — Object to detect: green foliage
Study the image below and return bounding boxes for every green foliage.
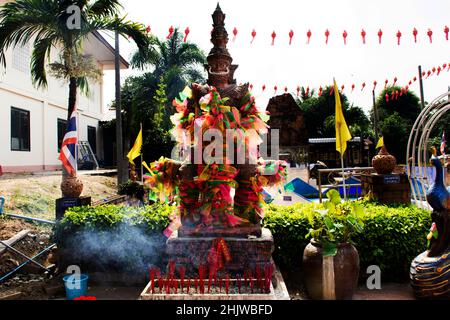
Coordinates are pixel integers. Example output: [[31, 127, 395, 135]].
[[373, 86, 421, 163], [305, 190, 364, 256], [296, 86, 370, 138], [263, 200, 430, 281], [118, 180, 145, 200]]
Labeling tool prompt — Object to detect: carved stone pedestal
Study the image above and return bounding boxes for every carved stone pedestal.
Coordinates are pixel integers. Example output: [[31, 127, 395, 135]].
[[166, 228, 274, 276]]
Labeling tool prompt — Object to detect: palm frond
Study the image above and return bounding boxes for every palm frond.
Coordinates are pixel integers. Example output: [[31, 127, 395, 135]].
[[30, 36, 56, 88], [87, 0, 122, 18]]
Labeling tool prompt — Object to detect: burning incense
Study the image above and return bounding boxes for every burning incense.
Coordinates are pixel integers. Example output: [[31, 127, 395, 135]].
[[249, 270, 254, 293], [237, 276, 242, 294], [178, 266, 186, 293], [225, 274, 230, 295], [149, 268, 156, 294]]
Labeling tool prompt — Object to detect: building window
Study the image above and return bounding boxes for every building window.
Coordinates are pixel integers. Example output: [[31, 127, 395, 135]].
[[12, 43, 30, 74], [87, 126, 97, 155], [57, 118, 68, 153], [11, 107, 30, 151]]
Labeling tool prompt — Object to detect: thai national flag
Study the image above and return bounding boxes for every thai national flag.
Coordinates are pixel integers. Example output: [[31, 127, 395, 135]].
[[58, 109, 78, 175], [441, 131, 446, 156]]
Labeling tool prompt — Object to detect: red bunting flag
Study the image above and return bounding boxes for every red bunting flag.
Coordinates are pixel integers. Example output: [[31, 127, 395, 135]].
[[251, 29, 257, 43], [325, 29, 330, 44], [284, 86, 288, 93], [146, 25, 151, 34], [232, 27, 238, 42], [393, 77, 397, 86], [351, 84, 355, 92], [274, 85, 278, 94], [361, 29, 366, 44], [384, 79, 388, 89], [296, 86, 300, 96], [378, 29, 383, 44], [183, 27, 190, 42], [341, 84, 345, 92], [167, 26, 174, 39], [307, 29, 312, 44], [427, 29, 433, 43], [271, 31, 276, 45], [361, 82, 366, 91], [262, 84, 266, 92], [249, 84, 253, 91], [445, 26, 449, 41], [396, 30, 402, 45], [318, 86, 323, 97], [373, 81, 377, 91], [413, 28, 418, 43], [385, 93, 389, 103], [343, 30, 348, 45], [289, 30, 294, 45], [329, 86, 334, 96]]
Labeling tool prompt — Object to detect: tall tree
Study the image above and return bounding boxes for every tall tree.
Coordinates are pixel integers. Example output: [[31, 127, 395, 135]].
[[0, 0, 149, 182], [372, 86, 421, 163], [130, 28, 206, 102]]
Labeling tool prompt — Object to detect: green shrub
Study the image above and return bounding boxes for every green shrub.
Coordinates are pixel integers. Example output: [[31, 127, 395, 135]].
[[54, 201, 431, 281], [263, 200, 431, 281]]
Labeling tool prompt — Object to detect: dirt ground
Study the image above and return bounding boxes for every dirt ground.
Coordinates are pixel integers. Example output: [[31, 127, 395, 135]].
[[0, 172, 118, 221]]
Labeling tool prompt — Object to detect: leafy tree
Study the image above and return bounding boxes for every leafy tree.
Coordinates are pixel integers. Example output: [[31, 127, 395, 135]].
[[130, 28, 206, 103], [0, 0, 149, 123], [373, 86, 421, 163], [297, 86, 370, 138]]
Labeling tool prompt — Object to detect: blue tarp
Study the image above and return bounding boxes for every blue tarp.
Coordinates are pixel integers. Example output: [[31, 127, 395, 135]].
[[284, 178, 321, 199], [323, 177, 362, 198]]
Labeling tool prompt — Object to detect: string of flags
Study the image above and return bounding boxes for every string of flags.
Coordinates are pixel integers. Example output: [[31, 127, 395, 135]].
[[145, 25, 450, 45], [243, 60, 449, 102]]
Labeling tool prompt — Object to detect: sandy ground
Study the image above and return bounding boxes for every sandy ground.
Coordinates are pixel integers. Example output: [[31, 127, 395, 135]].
[[0, 172, 118, 221]]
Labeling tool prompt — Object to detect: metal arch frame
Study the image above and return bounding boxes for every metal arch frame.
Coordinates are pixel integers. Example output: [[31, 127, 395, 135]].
[[406, 91, 450, 209]]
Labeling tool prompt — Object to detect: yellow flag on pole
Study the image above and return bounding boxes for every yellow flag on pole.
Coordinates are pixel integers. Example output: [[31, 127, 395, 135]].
[[334, 79, 352, 155], [376, 136, 384, 149], [127, 128, 142, 165]]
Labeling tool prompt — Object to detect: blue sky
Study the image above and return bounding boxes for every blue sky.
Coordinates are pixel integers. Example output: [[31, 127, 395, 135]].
[[102, 0, 450, 113]]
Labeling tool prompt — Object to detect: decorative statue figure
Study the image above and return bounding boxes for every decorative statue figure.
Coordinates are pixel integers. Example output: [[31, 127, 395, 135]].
[[410, 147, 450, 299], [144, 4, 287, 237]]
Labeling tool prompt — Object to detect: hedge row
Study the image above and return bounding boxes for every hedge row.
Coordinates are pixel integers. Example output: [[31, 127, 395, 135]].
[[263, 201, 431, 281], [55, 201, 431, 280]]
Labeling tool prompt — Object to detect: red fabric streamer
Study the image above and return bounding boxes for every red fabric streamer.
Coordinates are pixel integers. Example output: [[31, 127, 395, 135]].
[[232, 27, 238, 42], [307, 29, 312, 44], [432, 67, 436, 74], [289, 29, 294, 45], [325, 29, 330, 44], [378, 29, 383, 44], [384, 79, 388, 89], [427, 29, 433, 43], [445, 26, 449, 41], [343, 30, 348, 45], [361, 82, 366, 91], [373, 81, 377, 91], [318, 86, 323, 97], [146, 25, 151, 34], [341, 84, 345, 92], [167, 25, 174, 39], [183, 27, 190, 42], [262, 84, 266, 92], [385, 93, 389, 103], [413, 76, 417, 82], [274, 86, 278, 94], [284, 86, 288, 93], [413, 27, 418, 43], [396, 30, 402, 45], [271, 31, 276, 45], [351, 84, 355, 92], [393, 77, 397, 86], [296, 86, 300, 96], [251, 29, 256, 43], [249, 84, 253, 91], [329, 86, 334, 96], [361, 29, 366, 44]]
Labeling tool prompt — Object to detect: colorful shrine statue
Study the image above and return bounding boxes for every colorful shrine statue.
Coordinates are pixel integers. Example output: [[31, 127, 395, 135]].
[[144, 4, 287, 236]]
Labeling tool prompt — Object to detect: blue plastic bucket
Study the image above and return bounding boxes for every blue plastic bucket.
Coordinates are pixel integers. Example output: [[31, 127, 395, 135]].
[[63, 274, 89, 300]]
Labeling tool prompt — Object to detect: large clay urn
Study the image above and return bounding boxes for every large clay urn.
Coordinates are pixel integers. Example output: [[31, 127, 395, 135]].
[[61, 175, 83, 198], [303, 240, 359, 300], [372, 145, 397, 174]]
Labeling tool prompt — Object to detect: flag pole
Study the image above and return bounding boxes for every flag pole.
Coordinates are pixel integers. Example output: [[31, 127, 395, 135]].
[[140, 123, 144, 184], [338, 120, 347, 201]]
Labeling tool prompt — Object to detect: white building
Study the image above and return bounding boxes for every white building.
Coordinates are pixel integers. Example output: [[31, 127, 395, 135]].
[[0, 1, 127, 173]]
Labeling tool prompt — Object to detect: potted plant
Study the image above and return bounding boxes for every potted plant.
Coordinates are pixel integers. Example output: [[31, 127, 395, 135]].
[[302, 189, 364, 300]]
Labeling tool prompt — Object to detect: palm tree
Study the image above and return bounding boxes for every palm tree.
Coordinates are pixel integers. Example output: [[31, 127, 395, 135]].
[[0, 0, 149, 123], [130, 28, 206, 101]]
